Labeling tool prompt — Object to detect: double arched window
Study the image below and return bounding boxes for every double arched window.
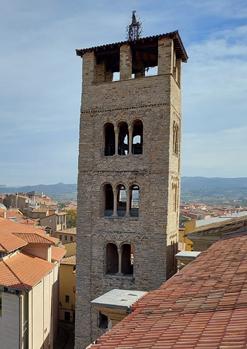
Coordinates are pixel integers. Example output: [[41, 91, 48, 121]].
[[103, 183, 140, 217], [104, 120, 143, 156], [105, 242, 134, 275]]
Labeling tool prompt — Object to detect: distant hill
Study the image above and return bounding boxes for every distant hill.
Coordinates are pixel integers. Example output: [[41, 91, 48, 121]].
[[181, 177, 247, 204], [0, 183, 77, 202], [1, 177, 247, 204]]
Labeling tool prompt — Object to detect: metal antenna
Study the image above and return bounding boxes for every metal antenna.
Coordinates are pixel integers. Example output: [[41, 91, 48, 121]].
[[127, 11, 142, 41]]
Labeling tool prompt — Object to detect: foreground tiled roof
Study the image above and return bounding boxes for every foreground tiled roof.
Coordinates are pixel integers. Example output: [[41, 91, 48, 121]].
[[90, 232, 247, 349], [13, 232, 54, 244], [0, 252, 53, 290], [0, 231, 27, 253], [0, 217, 56, 247], [51, 246, 66, 262]]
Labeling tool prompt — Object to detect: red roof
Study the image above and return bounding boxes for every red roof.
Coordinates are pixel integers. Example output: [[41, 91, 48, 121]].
[[0, 218, 56, 250], [91, 232, 247, 348], [0, 231, 27, 253], [0, 252, 53, 290], [51, 246, 66, 262]]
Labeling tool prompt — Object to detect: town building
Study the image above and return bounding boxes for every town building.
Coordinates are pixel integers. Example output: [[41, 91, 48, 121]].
[[88, 230, 247, 348], [59, 254, 76, 323], [40, 212, 67, 234], [0, 217, 65, 349], [75, 16, 188, 348], [180, 211, 247, 251], [55, 227, 76, 244]]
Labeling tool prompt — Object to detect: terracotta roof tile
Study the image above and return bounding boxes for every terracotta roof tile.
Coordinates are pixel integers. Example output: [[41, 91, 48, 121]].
[[61, 255, 76, 265], [0, 231, 27, 253], [90, 233, 247, 348], [0, 252, 54, 290], [13, 232, 54, 244], [51, 246, 66, 262], [0, 217, 56, 246]]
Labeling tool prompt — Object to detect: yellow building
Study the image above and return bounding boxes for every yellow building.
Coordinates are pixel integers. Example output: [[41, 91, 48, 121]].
[[59, 243, 76, 323]]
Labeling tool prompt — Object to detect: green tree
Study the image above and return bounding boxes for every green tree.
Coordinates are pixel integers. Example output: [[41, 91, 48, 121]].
[[66, 209, 77, 228]]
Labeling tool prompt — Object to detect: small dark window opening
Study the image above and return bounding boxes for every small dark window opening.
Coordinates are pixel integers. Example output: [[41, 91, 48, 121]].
[[130, 185, 140, 217], [104, 123, 115, 156], [132, 120, 143, 154], [98, 312, 108, 329], [118, 122, 129, 155], [106, 243, 118, 274], [65, 295, 70, 303], [121, 244, 133, 275], [117, 185, 127, 217], [64, 311, 70, 322], [104, 184, 114, 216]]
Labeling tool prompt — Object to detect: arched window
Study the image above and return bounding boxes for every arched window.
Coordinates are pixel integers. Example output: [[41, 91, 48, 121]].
[[106, 243, 118, 274], [104, 123, 115, 156], [132, 120, 143, 154], [117, 184, 127, 216], [130, 185, 140, 217], [121, 244, 133, 275], [118, 122, 129, 155], [104, 184, 114, 216]]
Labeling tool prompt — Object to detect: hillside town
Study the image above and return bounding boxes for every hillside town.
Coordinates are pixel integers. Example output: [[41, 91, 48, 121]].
[[1, 5, 247, 349]]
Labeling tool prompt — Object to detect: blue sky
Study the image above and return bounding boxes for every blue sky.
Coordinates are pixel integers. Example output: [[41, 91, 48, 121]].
[[0, 0, 247, 185]]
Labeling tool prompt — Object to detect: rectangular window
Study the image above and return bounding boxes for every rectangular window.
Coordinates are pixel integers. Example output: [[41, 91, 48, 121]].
[[65, 295, 70, 303], [98, 312, 108, 329], [64, 311, 70, 322]]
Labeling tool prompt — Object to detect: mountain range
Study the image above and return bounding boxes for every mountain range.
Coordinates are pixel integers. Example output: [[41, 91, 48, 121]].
[[1, 177, 247, 204]]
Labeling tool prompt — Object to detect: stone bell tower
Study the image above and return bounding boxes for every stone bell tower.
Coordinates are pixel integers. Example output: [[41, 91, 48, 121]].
[[75, 15, 188, 348]]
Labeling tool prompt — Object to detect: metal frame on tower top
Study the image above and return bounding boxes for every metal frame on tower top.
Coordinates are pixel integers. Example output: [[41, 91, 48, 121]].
[[127, 11, 142, 41]]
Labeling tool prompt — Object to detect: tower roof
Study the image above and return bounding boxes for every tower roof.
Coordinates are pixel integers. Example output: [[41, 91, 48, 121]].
[[76, 31, 188, 62]]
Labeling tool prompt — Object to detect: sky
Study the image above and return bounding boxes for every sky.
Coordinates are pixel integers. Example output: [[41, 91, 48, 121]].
[[0, 0, 247, 186]]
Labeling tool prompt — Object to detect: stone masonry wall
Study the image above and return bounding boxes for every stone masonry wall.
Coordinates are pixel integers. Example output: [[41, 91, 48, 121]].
[[75, 37, 182, 348]]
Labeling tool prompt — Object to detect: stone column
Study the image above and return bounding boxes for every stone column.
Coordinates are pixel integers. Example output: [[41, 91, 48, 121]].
[[120, 44, 132, 80], [82, 52, 96, 86], [113, 187, 118, 216], [114, 126, 119, 155], [158, 38, 173, 75], [128, 125, 133, 155], [118, 246, 122, 274], [126, 187, 130, 217]]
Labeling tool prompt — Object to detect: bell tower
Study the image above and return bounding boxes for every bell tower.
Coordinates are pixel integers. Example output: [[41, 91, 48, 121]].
[[75, 16, 188, 348]]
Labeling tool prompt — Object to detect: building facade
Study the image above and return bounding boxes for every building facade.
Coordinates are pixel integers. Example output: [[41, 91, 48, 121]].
[[75, 31, 187, 348], [0, 218, 65, 349]]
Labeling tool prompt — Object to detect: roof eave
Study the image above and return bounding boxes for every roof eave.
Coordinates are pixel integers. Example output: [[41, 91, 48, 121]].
[[76, 31, 188, 62]]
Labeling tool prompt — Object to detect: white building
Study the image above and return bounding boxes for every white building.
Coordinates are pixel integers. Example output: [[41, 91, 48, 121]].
[[0, 218, 65, 349]]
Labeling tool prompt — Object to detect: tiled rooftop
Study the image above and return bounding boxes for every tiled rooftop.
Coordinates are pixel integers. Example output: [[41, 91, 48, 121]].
[[0, 252, 53, 290], [90, 232, 247, 349], [61, 255, 76, 265], [0, 217, 56, 247], [51, 246, 66, 262], [0, 231, 27, 253]]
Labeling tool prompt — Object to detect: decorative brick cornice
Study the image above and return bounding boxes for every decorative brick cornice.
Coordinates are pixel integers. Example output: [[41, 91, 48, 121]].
[[81, 102, 168, 115]]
